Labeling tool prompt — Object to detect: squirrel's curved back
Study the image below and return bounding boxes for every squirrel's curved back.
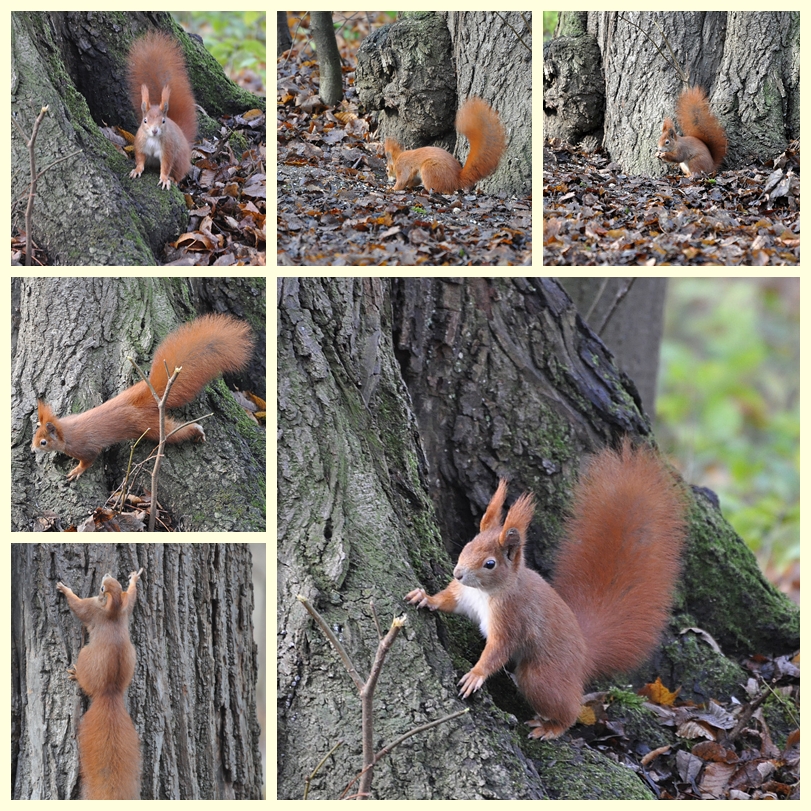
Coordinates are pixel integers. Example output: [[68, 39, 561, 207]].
[[127, 31, 197, 143], [553, 438, 687, 678]]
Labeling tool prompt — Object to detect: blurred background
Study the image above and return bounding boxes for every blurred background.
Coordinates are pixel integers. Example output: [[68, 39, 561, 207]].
[[657, 278, 799, 602]]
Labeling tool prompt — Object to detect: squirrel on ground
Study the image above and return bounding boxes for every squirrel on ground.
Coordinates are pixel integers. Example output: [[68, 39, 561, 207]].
[[656, 86, 727, 176], [384, 97, 506, 193], [57, 569, 144, 799], [406, 438, 687, 740], [127, 31, 197, 189], [32, 314, 254, 481]]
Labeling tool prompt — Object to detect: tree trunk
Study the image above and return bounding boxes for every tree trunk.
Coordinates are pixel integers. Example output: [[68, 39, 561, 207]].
[[12, 277, 266, 531], [276, 277, 798, 800], [277, 12, 292, 56], [559, 277, 667, 417], [10, 11, 262, 265], [11, 543, 263, 799], [545, 11, 799, 175], [356, 11, 531, 194]]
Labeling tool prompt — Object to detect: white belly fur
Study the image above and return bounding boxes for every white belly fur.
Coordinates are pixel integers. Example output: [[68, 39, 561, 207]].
[[454, 585, 491, 638]]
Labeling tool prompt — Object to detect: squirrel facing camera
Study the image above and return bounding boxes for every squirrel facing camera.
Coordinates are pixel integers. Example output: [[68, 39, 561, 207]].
[[656, 86, 727, 177], [405, 438, 687, 740], [127, 31, 198, 189]]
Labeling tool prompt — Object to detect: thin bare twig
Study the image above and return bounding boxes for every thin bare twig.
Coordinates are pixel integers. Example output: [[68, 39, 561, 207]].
[[595, 278, 636, 335], [359, 617, 405, 798], [297, 595, 366, 690], [304, 739, 344, 799], [340, 708, 470, 799]]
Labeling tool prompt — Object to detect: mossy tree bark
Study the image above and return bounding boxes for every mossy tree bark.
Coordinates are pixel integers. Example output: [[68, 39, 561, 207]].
[[276, 277, 798, 800], [10, 10, 263, 264]]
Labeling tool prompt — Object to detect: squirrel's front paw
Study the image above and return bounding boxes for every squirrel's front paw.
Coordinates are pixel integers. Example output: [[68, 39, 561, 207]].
[[405, 588, 432, 609], [56, 581, 73, 596], [129, 568, 144, 583], [66, 665, 78, 681], [66, 464, 85, 481], [458, 669, 485, 698]]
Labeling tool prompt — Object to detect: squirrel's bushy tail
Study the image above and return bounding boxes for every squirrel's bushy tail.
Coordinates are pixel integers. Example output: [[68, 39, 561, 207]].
[[78, 692, 141, 799], [678, 86, 728, 169], [456, 98, 506, 189], [148, 314, 254, 409], [553, 438, 687, 679]]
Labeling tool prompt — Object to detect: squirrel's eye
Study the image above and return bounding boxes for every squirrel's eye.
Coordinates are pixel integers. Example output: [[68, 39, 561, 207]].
[[484, 559, 496, 570]]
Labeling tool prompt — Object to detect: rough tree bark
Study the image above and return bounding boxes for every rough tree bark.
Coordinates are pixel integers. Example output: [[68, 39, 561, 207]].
[[276, 277, 798, 800], [545, 11, 799, 175], [10, 11, 262, 265], [11, 543, 263, 800], [12, 276, 266, 531]]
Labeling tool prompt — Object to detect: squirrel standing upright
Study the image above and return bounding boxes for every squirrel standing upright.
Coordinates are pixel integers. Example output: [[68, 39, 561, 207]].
[[57, 569, 144, 799], [406, 438, 687, 740], [32, 314, 254, 481], [385, 97, 506, 193], [656, 86, 727, 176], [127, 31, 197, 189]]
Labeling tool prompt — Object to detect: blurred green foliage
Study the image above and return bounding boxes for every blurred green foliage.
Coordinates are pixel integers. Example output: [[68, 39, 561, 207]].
[[544, 12, 558, 39], [175, 11, 265, 87], [656, 279, 799, 569]]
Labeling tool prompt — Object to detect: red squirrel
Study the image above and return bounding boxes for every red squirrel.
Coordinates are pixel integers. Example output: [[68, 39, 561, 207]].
[[385, 97, 506, 193], [656, 86, 727, 176], [127, 31, 197, 189], [32, 314, 254, 481], [406, 438, 687, 740], [57, 569, 144, 799]]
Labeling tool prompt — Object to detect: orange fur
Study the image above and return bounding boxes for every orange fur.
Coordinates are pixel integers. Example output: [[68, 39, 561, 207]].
[[406, 438, 687, 739], [385, 97, 506, 193], [656, 86, 727, 176], [127, 31, 197, 187], [32, 314, 254, 480], [57, 571, 143, 799]]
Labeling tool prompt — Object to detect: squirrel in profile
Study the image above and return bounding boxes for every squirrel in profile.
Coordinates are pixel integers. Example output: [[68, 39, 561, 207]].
[[57, 569, 144, 799], [385, 97, 506, 193], [656, 86, 727, 176], [32, 314, 254, 481], [127, 31, 197, 189], [406, 438, 687, 740]]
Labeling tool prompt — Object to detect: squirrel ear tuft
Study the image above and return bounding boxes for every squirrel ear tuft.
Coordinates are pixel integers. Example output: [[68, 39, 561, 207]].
[[480, 478, 508, 532], [503, 492, 535, 536]]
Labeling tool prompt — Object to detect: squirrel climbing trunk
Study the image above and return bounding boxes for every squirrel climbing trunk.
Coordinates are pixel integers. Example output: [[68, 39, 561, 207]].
[[57, 570, 144, 799]]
